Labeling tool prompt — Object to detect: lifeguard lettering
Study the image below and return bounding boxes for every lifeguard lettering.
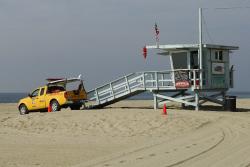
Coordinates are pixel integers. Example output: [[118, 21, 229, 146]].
[[175, 81, 190, 89]]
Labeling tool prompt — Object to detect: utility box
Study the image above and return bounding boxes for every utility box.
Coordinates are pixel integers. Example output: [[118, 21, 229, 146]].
[[224, 96, 237, 111]]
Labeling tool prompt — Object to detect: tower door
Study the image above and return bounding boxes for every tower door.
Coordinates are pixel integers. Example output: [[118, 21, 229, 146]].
[[189, 51, 199, 86], [190, 51, 199, 69], [171, 52, 188, 69], [171, 52, 190, 88]]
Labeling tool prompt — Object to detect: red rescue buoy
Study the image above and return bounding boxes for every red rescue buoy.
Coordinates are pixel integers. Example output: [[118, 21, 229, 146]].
[[143, 46, 147, 59]]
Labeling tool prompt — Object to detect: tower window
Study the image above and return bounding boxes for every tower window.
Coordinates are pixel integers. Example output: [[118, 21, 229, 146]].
[[215, 50, 223, 61]]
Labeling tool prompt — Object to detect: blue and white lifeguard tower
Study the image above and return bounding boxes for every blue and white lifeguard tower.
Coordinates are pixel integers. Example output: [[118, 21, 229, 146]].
[[87, 8, 239, 110], [144, 43, 238, 110]]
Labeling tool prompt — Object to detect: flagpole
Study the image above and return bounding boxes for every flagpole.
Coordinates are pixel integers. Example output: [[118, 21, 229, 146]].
[[199, 8, 203, 88], [155, 23, 160, 48]]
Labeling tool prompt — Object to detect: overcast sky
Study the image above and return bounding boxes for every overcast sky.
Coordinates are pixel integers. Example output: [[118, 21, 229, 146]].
[[0, 0, 249, 92]]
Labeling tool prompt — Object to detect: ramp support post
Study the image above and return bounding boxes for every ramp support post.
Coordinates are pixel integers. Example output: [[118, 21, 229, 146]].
[[153, 93, 158, 110], [195, 91, 200, 111]]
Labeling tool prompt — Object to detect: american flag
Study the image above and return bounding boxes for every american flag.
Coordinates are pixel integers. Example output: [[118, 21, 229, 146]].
[[154, 23, 160, 36]]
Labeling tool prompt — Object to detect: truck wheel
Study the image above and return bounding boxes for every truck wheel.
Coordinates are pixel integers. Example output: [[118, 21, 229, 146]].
[[70, 105, 81, 110], [19, 104, 29, 115], [50, 100, 60, 112]]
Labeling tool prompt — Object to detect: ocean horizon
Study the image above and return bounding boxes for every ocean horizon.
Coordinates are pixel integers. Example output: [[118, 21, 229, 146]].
[[0, 91, 250, 103]]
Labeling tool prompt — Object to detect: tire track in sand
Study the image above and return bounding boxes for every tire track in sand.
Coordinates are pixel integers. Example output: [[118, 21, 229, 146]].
[[164, 130, 225, 167], [73, 117, 225, 167]]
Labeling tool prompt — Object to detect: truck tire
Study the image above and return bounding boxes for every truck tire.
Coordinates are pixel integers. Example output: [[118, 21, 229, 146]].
[[19, 104, 29, 115], [50, 100, 60, 112]]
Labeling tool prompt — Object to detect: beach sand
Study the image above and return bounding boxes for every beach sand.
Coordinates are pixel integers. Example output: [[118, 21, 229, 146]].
[[0, 99, 250, 167]]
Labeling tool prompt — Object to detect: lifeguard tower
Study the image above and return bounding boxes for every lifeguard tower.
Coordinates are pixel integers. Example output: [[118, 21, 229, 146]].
[[142, 8, 239, 110], [144, 43, 238, 110], [86, 8, 239, 110]]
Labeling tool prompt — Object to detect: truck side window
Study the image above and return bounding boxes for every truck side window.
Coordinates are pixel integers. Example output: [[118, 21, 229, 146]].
[[31, 89, 39, 97], [40, 88, 45, 96], [47, 86, 65, 94]]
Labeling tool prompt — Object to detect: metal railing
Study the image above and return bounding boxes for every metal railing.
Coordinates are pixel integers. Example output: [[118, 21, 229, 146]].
[[87, 69, 201, 107]]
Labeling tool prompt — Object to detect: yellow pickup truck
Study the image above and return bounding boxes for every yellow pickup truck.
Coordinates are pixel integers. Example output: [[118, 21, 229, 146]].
[[18, 76, 87, 115]]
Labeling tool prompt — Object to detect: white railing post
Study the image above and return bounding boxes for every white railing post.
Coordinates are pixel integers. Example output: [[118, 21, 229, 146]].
[[155, 72, 158, 89], [109, 83, 115, 99], [142, 72, 146, 89], [172, 71, 176, 88], [95, 89, 100, 104], [125, 76, 131, 93]]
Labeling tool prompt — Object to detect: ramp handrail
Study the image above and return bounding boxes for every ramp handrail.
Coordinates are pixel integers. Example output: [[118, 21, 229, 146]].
[[87, 69, 201, 107]]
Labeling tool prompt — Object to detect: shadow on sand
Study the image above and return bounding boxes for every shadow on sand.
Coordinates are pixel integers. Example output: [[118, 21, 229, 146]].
[[107, 105, 250, 112]]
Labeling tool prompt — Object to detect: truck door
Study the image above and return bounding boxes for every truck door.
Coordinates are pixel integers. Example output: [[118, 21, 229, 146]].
[[29, 88, 40, 110], [35, 87, 46, 109]]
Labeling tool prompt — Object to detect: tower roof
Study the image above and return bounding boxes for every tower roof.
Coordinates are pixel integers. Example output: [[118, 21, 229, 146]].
[[146, 44, 239, 51]]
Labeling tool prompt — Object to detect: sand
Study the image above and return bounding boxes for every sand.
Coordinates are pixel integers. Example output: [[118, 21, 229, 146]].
[[0, 99, 250, 167]]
